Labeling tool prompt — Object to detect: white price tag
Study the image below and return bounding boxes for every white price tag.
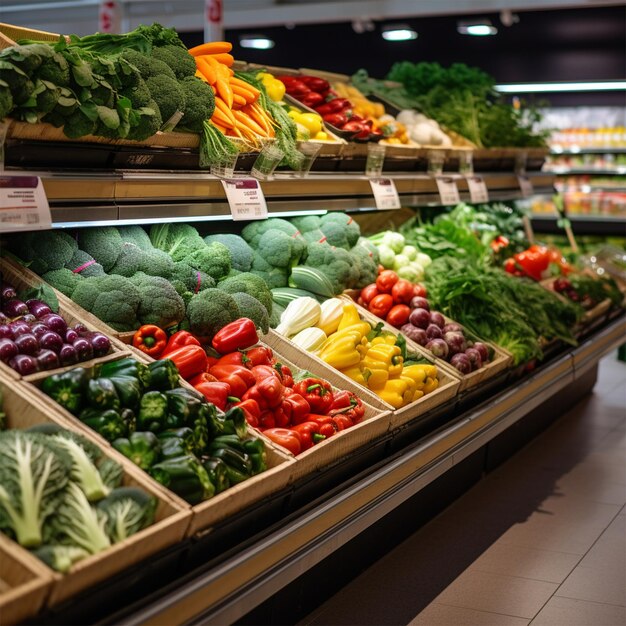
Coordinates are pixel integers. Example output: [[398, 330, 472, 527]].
[[221, 178, 268, 221], [518, 175, 534, 198], [466, 175, 489, 204], [0, 176, 51, 232], [435, 176, 460, 206], [369, 178, 401, 210]]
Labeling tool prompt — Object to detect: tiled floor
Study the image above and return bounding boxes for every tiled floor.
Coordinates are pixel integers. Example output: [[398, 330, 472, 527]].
[[300, 353, 626, 626]]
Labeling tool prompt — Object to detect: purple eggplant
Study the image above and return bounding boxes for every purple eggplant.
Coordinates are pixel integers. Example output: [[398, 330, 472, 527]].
[[39, 330, 63, 354], [3, 299, 29, 318], [408, 308, 430, 329], [88, 332, 111, 357], [426, 338, 449, 359], [442, 322, 463, 334], [35, 349, 60, 371], [444, 331, 467, 356], [9, 353, 38, 375], [59, 343, 78, 366], [450, 353, 472, 375], [74, 323, 89, 335], [26, 299, 53, 319], [426, 324, 443, 340], [40, 313, 67, 336], [0, 325, 14, 340], [465, 347, 483, 371], [410, 296, 430, 311], [473, 342, 489, 363], [14, 333, 39, 355], [31, 322, 50, 338], [1, 284, 17, 303], [400, 323, 427, 346], [9, 320, 33, 337], [72, 337, 94, 361], [65, 328, 79, 343], [429, 311, 446, 329], [0, 338, 18, 363]]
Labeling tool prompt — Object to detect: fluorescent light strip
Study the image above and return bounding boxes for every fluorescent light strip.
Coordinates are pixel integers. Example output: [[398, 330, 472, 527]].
[[382, 28, 417, 41], [495, 81, 626, 93], [240, 37, 274, 49]]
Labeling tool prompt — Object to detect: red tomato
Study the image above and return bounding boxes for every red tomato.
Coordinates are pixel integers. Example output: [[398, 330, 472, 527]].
[[386, 304, 411, 327], [413, 283, 427, 298], [391, 279, 414, 304], [369, 293, 394, 318], [360, 283, 379, 305], [376, 270, 399, 294]]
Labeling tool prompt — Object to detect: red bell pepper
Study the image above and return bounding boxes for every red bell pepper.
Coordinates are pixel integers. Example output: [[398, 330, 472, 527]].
[[194, 381, 231, 411], [214, 351, 248, 367], [299, 76, 330, 93], [263, 428, 302, 455], [210, 364, 257, 398], [245, 346, 273, 368], [165, 345, 208, 381], [307, 414, 338, 438], [250, 364, 281, 383], [323, 112, 348, 127], [285, 80, 310, 98], [189, 372, 218, 386], [293, 378, 334, 414], [132, 325, 168, 358], [291, 422, 325, 451], [236, 398, 261, 428], [276, 363, 294, 387], [300, 91, 325, 108], [161, 330, 201, 357], [329, 390, 365, 424], [241, 376, 284, 409], [259, 410, 277, 429], [281, 392, 311, 425], [331, 414, 353, 431], [212, 318, 258, 354]]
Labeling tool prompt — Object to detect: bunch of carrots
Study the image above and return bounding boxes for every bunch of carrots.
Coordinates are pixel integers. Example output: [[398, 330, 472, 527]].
[[189, 41, 277, 147]]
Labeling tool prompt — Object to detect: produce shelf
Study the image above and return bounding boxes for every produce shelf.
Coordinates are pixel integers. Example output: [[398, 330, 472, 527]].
[[550, 147, 626, 155], [3, 169, 555, 228], [531, 214, 626, 236], [547, 167, 626, 175], [43, 314, 620, 626]]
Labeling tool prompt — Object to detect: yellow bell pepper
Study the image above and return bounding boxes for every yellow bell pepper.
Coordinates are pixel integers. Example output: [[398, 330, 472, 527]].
[[398, 374, 417, 398], [363, 344, 403, 378], [411, 389, 424, 402], [357, 337, 371, 358], [341, 365, 370, 386], [327, 322, 371, 343], [365, 366, 389, 390], [376, 378, 413, 409], [422, 376, 439, 395], [370, 333, 397, 347], [401, 364, 428, 390], [338, 304, 363, 331], [317, 331, 362, 370]]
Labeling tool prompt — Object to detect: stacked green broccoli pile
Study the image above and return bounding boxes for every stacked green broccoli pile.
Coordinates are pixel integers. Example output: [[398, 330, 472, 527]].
[[0, 425, 156, 572], [0, 23, 215, 140]]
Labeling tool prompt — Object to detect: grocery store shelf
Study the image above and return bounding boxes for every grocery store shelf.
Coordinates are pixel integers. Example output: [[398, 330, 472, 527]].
[[114, 315, 625, 626], [531, 214, 626, 236], [5, 169, 555, 227], [547, 167, 626, 176], [550, 147, 626, 155]]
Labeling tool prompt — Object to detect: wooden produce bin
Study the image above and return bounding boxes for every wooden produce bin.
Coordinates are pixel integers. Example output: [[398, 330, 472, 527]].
[[343, 297, 513, 394], [0, 374, 191, 607], [0, 534, 53, 625], [265, 329, 460, 432], [0, 257, 130, 382]]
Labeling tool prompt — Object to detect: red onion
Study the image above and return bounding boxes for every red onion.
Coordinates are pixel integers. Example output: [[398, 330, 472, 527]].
[[26, 299, 53, 319], [65, 328, 79, 343], [473, 342, 489, 363], [0, 325, 14, 340], [450, 353, 472, 375], [3, 299, 29, 318], [400, 324, 428, 346], [426, 324, 443, 340], [444, 331, 467, 356], [1, 285, 17, 303], [72, 337, 94, 361], [9, 320, 32, 337], [410, 296, 430, 311], [426, 338, 449, 359], [465, 347, 483, 371], [409, 308, 430, 329], [59, 343, 78, 366], [88, 333, 111, 357], [443, 322, 463, 334], [429, 311, 446, 329]]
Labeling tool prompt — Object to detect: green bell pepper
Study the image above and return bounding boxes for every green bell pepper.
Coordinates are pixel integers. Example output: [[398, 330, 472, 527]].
[[157, 427, 196, 460], [210, 435, 266, 474], [98, 358, 151, 390], [203, 457, 231, 494], [86, 378, 120, 411], [40, 368, 89, 415], [108, 375, 142, 411], [136, 391, 169, 432], [112, 431, 161, 470], [147, 359, 179, 391], [79, 408, 126, 442], [149, 454, 215, 504], [207, 439, 252, 484], [220, 406, 248, 439], [121, 408, 136, 435]]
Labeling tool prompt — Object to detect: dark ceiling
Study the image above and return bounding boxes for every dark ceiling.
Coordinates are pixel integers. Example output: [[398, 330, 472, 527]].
[[181, 5, 626, 106]]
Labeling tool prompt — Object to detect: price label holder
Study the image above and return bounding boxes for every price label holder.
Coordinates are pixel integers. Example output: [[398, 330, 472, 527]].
[[369, 178, 401, 210], [518, 174, 534, 198], [435, 175, 460, 206], [221, 178, 268, 221], [465, 175, 489, 203], [0, 176, 52, 232]]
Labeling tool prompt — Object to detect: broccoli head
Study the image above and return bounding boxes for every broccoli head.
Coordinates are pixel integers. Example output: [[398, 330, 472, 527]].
[[139, 248, 176, 278], [0, 59, 34, 105], [37, 51, 71, 87], [151, 45, 196, 80], [169, 261, 214, 294], [42, 268, 84, 297], [242, 218, 300, 246], [145, 74, 185, 124], [183, 241, 231, 282], [120, 75, 151, 108], [65, 249, 105, 278], [71, 274, 141, 332], [178, 76, 215, 132], [355, 237, 380, 265], [204, 233, 253, 272], [250, 253, 288, 289], [320, 212, 361, 248], [185, 288, 240, 339], [128, 272, 185, 328], [62, 107, 97, 139], [117, 225, 152, 250], [302, 241, 358, 294], [218, 272, 273, 316], [77, 227, 123, 272], [349, 244, 379, 289], [254, 230, 306, 269], [290, 215, 321, 233], [126, 101, 162, 141], [149, 223, 205, 261], [9, 230, 78, 274], [317, 220, 350, 250], [120, 49, 176, 80], [231, 292, 269, 334], [0, 79, 13, 119], [109, 242, 145, 277]]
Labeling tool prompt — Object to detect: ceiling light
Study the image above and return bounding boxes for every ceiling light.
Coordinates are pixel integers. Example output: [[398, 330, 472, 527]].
[[382, 25, 417, 42], [239, 35, 274, 49], [457, 20, 498, 36], [495, 81, 626, 93]]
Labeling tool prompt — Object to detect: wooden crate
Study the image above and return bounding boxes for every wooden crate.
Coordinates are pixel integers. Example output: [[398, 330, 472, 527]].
[[0, 256, 129, 382], [0, 374, 191, 607], [265, 329, 459, 431], [0, 534, 53, 625]]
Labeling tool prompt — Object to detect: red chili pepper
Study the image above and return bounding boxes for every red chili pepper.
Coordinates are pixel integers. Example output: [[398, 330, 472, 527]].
[[276, 363, 294, 387], [293, 377, 334, 414], [132, 325, 168, 358], [194, 381, 231, 411], [307, 414, 338, 438], [376, 270, 399, 294], [165, 345, 208, 381], [291, 422, 325, 451], [241, 376, 284, 409], [245, 346, 273, 368], [188, 371, 218, 386], [210, 364, 257, 398], [236, 398, 261, 427], [161, 330, 201, 357], [262, 428, 302, 455], [212, 318, 258, 354]]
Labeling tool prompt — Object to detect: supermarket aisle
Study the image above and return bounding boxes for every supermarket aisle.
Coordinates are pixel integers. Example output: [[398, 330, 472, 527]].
[[301, 354, 626, 626]]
